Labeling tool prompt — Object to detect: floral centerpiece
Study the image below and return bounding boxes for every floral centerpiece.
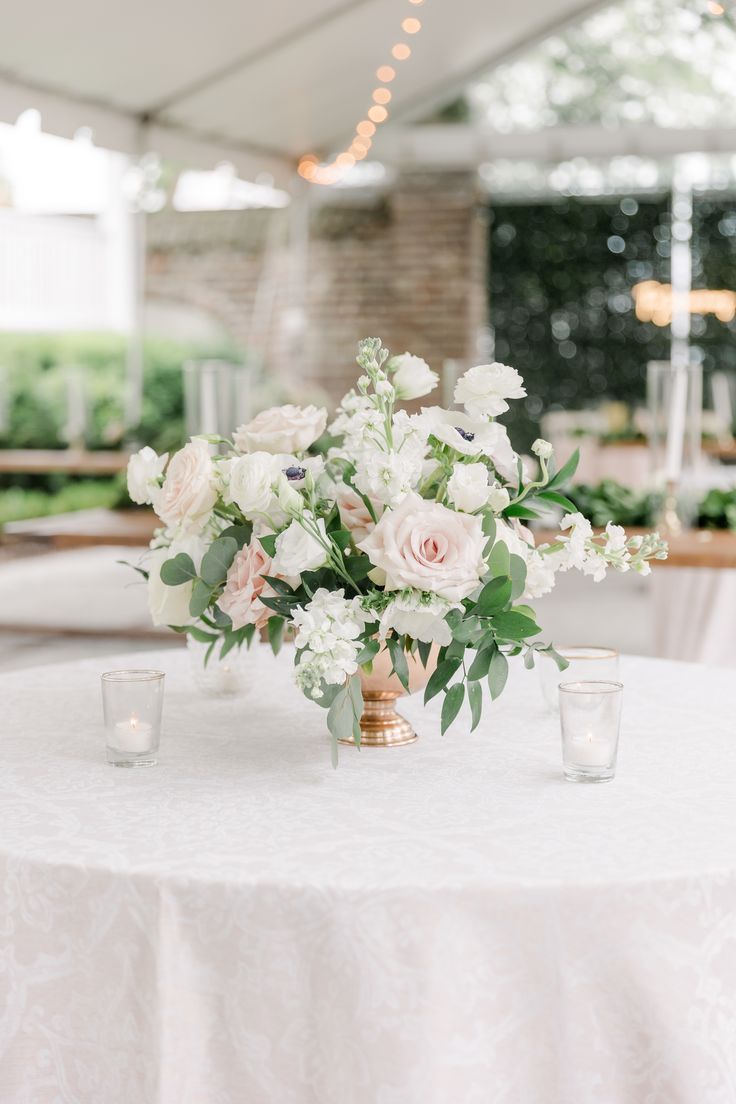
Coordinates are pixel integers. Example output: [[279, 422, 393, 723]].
[[128, 338, 667, 763]]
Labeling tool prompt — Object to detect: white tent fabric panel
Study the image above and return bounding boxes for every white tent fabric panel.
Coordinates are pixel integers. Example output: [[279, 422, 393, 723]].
[[0, 0, 606, 172]]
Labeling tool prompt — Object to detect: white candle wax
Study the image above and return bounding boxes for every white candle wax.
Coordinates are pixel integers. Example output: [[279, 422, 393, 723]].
[[113, 715, 152, 753], [664, 369, 688, 482], [569, 731, 612, 768]]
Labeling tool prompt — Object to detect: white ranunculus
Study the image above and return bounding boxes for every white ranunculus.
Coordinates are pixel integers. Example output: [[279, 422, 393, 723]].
[[127, 446, 168, 506], [447, 462, 489, 513], [359, 492, 486, 602], [272, 515, 329, 577], [391, 353, 439, 401], [454, 362, 526, 418], [155, 438, 217, 533], [147, 534, 206, 627], [415, 407, 518, 480], [379, 592, 455, 646], [234, 404, 327, 454], [487, 484, 511, 513], [226, 452, 281, 518]]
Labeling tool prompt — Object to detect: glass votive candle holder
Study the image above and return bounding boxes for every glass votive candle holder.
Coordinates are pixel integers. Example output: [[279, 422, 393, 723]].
[[101, 669, 164, 767], [540, 646, 619, 711], [187, 637, 251, 697], [559, 680, 623, 783]]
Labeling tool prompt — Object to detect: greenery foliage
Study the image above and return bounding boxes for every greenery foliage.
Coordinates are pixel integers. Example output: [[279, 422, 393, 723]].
[[489, 195, 736, 450]]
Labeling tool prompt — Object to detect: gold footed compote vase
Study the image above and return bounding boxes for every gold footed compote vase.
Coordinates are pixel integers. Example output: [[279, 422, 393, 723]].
[[339, 645, 437, 748]]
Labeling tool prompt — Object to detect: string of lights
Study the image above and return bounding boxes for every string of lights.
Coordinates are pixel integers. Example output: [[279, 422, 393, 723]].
[[297, 0, 424, 186]]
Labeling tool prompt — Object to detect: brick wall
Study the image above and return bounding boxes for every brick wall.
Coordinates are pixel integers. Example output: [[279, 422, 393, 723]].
[[145, 170, 487, 402]]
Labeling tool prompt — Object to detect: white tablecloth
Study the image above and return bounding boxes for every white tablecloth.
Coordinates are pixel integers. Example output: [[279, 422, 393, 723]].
[[2, 648, 736, 1104], [653, 566, 736, 666]]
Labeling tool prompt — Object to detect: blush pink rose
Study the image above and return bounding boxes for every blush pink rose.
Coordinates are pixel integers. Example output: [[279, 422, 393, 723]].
[[234, 404, 327, 454], [156, 438, 217, 533], [358, 491, 486, 602], [336, 485, 383, 545], [216, 542, 274, 631]]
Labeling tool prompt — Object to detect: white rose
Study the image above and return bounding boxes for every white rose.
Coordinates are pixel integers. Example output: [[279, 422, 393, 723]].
[[391, 354, 439, 401], [127, 446, 168, 506], [379, 593, 455, 646], [155, 438, 217, 533], [447, 462, 489, 513], [359, 492, 486, 602], [454, 362, 527, 418], [234, 404, 327, 454], [272, 515, 329, 577], [147, 534, 206, 627], [226, 452, 281, 518]]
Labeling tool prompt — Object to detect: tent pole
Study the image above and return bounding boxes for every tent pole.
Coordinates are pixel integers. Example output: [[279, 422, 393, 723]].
[[124, 126, 147, 437]]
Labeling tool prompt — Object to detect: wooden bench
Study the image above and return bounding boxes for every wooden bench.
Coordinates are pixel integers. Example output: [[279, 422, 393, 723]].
[[0, 449, 131, 475], [3, 508, 157, 550]]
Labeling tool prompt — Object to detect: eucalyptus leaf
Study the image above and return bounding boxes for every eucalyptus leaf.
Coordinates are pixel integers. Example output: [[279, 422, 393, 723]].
[[488, 541, 511, 578], [417, 640, 433, 668], [258, 533, 278, 557], [387, 636, 409, 691], [487, 649, 509, 700], [468, 681, 482, 732], [268, 616, 285, 655], [189, 579, 213, 619], [424, 657, 462, 704], [476, 576, 512, 616], [160, 553, 197, 587], [491, 610, 541, 640], [468, 642, 496, 681], [219, 523, 253, 548], [453, 616, 483, 645], [200, 537, 238, 587], [441, 683, 465, 735], [509, 554, 527, 601]]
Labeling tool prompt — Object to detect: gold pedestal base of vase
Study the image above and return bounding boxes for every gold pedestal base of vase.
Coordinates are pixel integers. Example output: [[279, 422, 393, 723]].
[[338, 690, 417, 748]]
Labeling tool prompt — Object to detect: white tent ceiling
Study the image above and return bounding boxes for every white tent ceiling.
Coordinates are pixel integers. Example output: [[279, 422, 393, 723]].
[[0, 0, 608, 182]]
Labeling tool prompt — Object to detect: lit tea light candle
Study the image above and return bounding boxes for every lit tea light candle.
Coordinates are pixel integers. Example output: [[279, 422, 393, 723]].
[[569, 730, 613, 768], [113, 713, 152, 753]]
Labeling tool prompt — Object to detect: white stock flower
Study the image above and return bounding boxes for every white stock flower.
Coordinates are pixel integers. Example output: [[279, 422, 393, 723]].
[[531, 438, 553, 461], [272, 515, 329, 576], [375, 379, 395, 399], [156, 438, 218, 533], [234, 404, 327, 454], [447, 462, 489, 513], [127, 446, 168, 506], [391, 353, 439, 401], [226, 452, 281, 518], [454, 362, 527, 418], [487, 484, 511, 513], [558, 512, 593, 570], [292, 589, 370, 699], [147, 533, 206, 627], [415, 408, 518, 480], [379, 592, 455, 646]]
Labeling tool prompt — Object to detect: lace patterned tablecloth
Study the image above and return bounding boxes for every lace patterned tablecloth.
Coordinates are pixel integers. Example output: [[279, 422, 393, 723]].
[[1, 647, 736, 1104]]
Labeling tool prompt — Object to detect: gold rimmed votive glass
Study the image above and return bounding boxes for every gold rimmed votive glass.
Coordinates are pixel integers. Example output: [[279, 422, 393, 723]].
[[559, 679, 623, 783], [101, 669, 164, 767], [540, 646, 619, 712]]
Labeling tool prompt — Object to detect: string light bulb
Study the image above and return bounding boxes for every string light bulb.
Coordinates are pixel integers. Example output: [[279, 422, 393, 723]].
[[299, 1, 424, 186]]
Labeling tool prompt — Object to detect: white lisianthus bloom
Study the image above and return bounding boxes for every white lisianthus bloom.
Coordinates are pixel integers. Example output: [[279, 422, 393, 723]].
[[226, 452, 282, 518], [359, 492, 486, 602], [146, 533, 206, 627], [454, 362, 527, 418], [234, 404, 327, 454], [379, 592, 455, 646], [414, 407, 518, 481], [531, 438, 553, 461], [272, 515, 329, 576], [487, 484, 511, 513], [447, 462, 489, 513], [276, 473, 304, 516], [156, 438, 218, 533], [127, 446, 168, 506], [390, 353, 439, 401]]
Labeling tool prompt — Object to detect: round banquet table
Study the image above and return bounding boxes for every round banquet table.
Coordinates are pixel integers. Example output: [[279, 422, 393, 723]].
[[2, 649, 736, 1104]]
